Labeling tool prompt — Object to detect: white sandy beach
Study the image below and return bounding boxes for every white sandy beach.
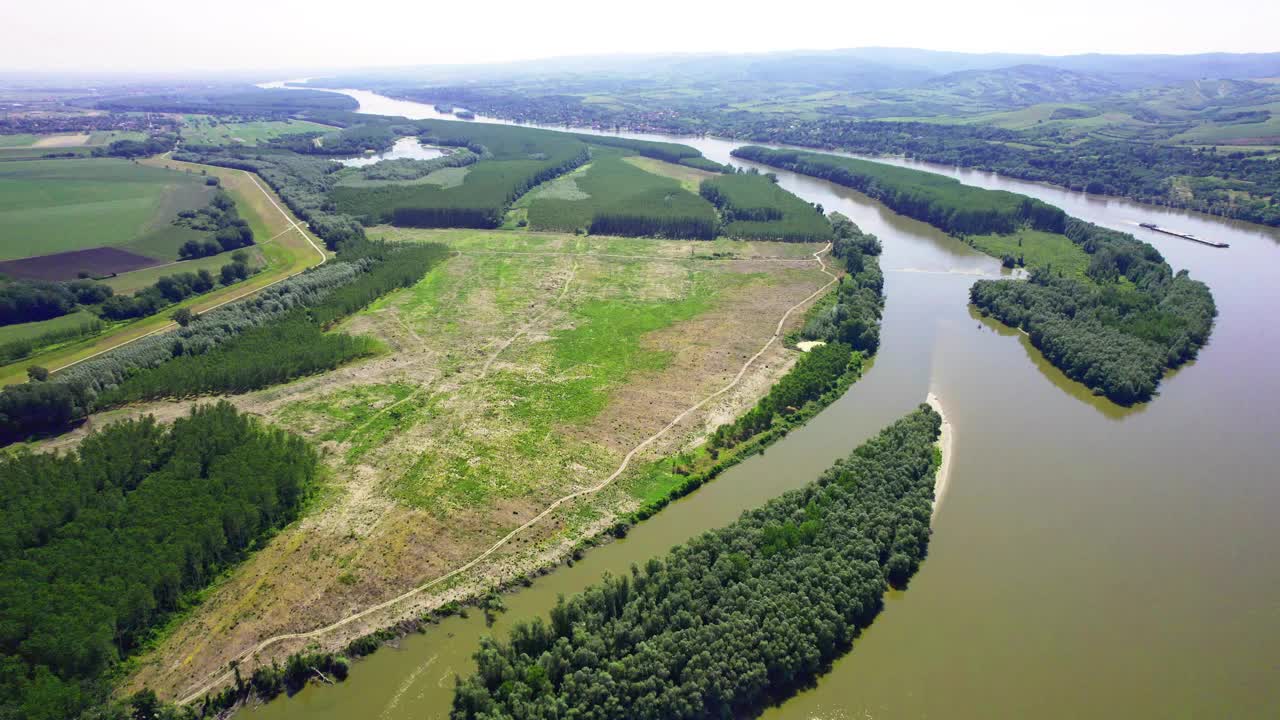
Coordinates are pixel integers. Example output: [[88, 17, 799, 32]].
[[926, 391, 953, 521]]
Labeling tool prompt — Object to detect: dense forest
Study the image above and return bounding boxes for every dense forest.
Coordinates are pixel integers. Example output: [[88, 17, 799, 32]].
[[970, 219, 1216, 403], [95, 87, 358, 116], [700, 171, 833, 242], [0, 279, 112, 326], [525, 147, 720, 239], [732, 146, 1066, 236], [452, 405, 942, 719], [801, 213, 885, 353], [0, 402, 319, 720]]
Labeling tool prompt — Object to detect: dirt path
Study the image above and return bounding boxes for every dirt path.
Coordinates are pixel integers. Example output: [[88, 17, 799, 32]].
[[177, 243, 836, 706]]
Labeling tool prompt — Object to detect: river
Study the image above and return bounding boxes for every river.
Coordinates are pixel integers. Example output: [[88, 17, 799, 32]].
[[244, 87, 1280, 719]]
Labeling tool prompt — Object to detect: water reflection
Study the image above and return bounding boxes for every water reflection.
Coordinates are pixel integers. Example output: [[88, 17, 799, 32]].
[[336, 136, 445, 167]]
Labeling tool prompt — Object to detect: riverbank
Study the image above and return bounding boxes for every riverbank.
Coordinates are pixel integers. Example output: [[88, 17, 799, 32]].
[[926, 391, 953, 520]]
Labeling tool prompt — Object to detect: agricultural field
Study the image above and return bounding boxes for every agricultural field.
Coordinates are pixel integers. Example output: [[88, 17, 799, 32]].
[[0, 158, 217, 269], [0, 130, 148, 160], [0, 157, 327, 385], [110, 228, 831, 700], [179, 115, 338, 145], [522, 147, 718, 237]]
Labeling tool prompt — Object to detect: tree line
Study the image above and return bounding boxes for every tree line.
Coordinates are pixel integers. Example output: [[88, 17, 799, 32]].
[[0, 402, 318, 720], [732, 146, 1067, 237], [0, 279, 112, 327], [801, 213, 885, 353], [96, 242, 449, 404], [700, 170, 834, 243], [451, 405, 942, 719]]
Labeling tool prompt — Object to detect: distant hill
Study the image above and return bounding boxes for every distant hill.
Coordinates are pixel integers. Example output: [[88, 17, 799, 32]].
[[914, 65, 1123, 104]]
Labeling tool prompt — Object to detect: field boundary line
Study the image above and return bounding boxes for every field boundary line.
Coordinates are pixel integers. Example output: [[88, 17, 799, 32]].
[[45, 170, 325, 376], [178, 244, 835, 705]]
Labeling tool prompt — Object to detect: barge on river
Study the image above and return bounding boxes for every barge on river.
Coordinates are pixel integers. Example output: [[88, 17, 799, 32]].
[[1139, 222, 1229, 248]]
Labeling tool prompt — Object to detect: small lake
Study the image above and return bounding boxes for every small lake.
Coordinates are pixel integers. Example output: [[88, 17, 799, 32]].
[[336, 136, 445, 167]]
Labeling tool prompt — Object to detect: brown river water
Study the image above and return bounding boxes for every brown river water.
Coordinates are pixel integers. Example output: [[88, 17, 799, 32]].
[[243, 86, 1280, 719]]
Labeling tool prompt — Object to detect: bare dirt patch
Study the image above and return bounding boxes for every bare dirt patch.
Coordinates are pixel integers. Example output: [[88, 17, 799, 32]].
[[31, 133, 90, 148], [0, 246, 160, 281]]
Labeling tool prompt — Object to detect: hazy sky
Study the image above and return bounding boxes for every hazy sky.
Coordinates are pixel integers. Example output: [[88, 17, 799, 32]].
[[6, 0, 1279, 73]]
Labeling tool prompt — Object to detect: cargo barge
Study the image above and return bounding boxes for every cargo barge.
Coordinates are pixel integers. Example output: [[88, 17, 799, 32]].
[[1139, 222, 1229, 248]]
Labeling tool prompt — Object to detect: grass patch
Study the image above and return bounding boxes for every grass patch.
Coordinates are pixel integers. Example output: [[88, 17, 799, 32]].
[[967, 228, 1090, 277], [0, 158, 214, 260], [180, 117, 337, 146]]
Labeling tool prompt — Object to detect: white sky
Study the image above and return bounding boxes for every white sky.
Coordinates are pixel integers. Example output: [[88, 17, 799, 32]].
[[5, 0, 1278, 73]]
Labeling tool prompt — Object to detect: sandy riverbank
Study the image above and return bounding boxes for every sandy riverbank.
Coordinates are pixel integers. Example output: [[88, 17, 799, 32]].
[[926, 391, 953, 521]]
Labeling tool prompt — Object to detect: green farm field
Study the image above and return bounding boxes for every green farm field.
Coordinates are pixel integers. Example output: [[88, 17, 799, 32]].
[[0, 158, 215, 260], [0, 158, 328, 386], [180, 116, 338, 145], [0, 309, 100, 345]]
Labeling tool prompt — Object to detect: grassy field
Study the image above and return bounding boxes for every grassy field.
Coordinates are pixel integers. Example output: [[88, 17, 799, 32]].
[[118, 228, 831, 700], [0, 309, 100, 344], [968, 228, 1090, 277], [102, 246, 267, 294], [0, 158, 327, 385], [180, 116, 337, 145], [0, 158, 215, 260]]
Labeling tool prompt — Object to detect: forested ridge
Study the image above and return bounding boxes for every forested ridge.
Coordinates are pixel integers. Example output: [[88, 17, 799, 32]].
[[0, 402, 319, 720], [739, 147, 1215, 404], [452, 406, 942, 719]]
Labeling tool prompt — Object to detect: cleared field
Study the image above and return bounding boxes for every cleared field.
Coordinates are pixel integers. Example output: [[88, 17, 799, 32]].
[[0, 158, 215, 261], [0, 246, 157, 281], [180, 116, 337, 145], [968, 227, 1090, 277], [115, 228, 831, 700], [0, 158, 327, 385]]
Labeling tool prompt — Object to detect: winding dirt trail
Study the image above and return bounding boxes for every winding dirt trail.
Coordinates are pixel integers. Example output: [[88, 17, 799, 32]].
[[177, 243, 837, 705]]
